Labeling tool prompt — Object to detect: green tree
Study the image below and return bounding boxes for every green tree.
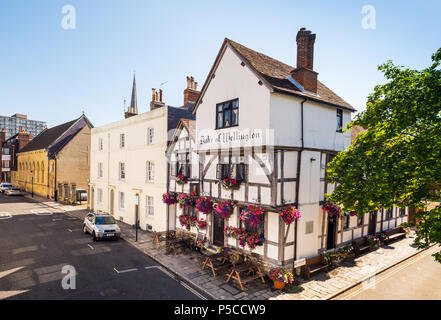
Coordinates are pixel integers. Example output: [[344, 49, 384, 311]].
[[327, 48, 441, 263]]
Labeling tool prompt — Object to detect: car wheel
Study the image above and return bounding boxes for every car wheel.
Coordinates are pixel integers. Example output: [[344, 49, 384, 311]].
[[92, 231, 97, 242], [115, 236, 119, 241], [83, 225, 88, 234]]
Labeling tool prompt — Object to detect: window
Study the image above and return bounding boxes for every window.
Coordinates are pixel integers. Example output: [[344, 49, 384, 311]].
[[305, 221, 314, 234], [147, 128, 154, 145], [385, 208, 393, 220], [336, 109, 343, 132], [240, 208, 264, 237], [120, 134, 125, 148], [119, 192, 125, 209], [357, 214, 363, 227], [184, 206, 197, 219], [146, 161, 154, 182], [98, 189, 103, 204], [216, 163, 246, 181], [146, 196, 154, 216], [177, 153, 191, 178], [98, 138, 103, 151], [98, 163, 103, 179], [216, 99, 239, 129], [343, 215, 350, 230], [400, 208, 406, 216], [119, 162, 125, 180]]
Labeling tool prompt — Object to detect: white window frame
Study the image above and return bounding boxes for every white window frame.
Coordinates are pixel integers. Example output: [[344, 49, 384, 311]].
[[146, 161, 154, 182], [147, 127, 154, 145], [120, 134, 125, 149], [146, 196, 154, 217], [97, 188, 103, 204], [119, 162, 125, 181], [98, 162, 103, 179], [98, 138, 103, 151], [119, 192, 125, 210]]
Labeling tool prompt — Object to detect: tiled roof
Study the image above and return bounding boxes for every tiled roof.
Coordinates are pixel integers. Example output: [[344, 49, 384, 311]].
[[194, 38, 356, 112]]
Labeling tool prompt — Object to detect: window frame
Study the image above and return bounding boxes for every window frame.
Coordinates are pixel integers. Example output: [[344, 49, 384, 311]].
[[120, 134, 125, 149], [215, 98, 239, 129], [343, 214, 350, 230], [336, 109, 343, 133], [119, 162, 125, 181], [147, 128, 154, 145], [146, 161, 155, 183], [239, 207, 265, 238], [146, 196, 154, 217], [119, 192, 125, 210]]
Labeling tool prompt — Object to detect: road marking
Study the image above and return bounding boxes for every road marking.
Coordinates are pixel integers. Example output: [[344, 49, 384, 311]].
[[88, 244, 94, 250], [144, 266, 161, 270], [67, 229, 73, 233], [52, 218, 63, 221], [180, 281, 207, 300], [0, 212, 12, 220], [113, 267, 138, 274], [31, 209, 53, 216], [342, 248, 437, 300], [158, 266, 176, 279]]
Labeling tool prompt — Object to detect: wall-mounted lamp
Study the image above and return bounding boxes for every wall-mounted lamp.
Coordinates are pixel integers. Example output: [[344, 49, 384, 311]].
[[310, 158, 317, 162]]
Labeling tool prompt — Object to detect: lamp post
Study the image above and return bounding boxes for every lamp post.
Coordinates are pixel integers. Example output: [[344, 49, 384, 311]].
[[30, 170, 34, 198]]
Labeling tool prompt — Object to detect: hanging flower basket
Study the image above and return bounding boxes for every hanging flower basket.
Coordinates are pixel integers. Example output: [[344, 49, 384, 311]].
[[224, 226, 265, 250], [178, 215, 197, 228], [162, 192, 177, 205], [214, 201, 235, 219], [322, 201, 342, 217], [176, 174, 188, 185], [197, 218, 207, 229], [345, 211, 357, 217], [195, 197, 214, 214], [177, 193, 194, 208], [240, 205, 264, 227], [222, 178, 241, 191], [280, 206, 302, 225]]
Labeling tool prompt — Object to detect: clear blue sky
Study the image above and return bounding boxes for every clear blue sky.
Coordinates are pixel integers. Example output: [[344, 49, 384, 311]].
[[0, 0, 440, 128]]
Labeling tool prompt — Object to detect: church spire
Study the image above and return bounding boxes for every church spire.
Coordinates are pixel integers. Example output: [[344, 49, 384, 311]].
[[125, 74, 138, 119]]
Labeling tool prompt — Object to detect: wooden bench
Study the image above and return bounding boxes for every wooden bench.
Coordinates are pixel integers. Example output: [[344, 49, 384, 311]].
[[302, 254, 328, 280], [202, 251, 233, 277], [382, 227, 406, 244], [226, 262, 265, 291], [352, 237, 371, 257]]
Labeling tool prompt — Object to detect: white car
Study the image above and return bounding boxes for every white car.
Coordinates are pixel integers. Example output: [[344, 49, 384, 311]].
[[0, 183, 13, 193], [83, 212, 121, 241], [5, 187, 23, 196]]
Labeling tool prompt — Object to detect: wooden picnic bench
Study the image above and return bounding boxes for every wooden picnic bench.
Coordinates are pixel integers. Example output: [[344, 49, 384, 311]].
[[152, 230, 176, 248], [302, 254, 328, 280], [201, 251, 233, 277], [382, 227, 406, 244], [226, 262, 265, 291], [352, 237, 371, 258]]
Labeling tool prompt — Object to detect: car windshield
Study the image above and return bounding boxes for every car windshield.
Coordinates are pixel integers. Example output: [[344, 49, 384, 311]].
[[11, 188, 20, 191], [3, 184, 12, 188], [95, 216, 116, 225]]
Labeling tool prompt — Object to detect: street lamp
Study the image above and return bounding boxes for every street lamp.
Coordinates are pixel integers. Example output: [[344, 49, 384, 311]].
[[30, 170, 34, 198]]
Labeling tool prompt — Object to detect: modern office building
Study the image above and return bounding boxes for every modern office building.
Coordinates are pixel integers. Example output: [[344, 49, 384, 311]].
[[0, 114, 47, 139]]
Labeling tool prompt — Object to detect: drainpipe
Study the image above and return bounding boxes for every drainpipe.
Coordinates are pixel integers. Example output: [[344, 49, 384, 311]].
[[293, 97, 307, 268]]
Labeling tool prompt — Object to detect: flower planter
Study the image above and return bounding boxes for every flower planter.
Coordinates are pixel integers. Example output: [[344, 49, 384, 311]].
[[273, 280, 286, 290]]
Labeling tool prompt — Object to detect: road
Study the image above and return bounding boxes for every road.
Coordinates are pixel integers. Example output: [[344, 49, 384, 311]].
[[0, 193, 208, 300], [333, 244, 441, 300]]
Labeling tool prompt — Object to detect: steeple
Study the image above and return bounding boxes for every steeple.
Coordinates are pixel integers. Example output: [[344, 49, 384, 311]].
[[125, 74, 138, 119]]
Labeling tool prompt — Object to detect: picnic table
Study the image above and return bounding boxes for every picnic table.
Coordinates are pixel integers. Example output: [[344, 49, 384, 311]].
[[201, 251, 234, 277], [226, 261, 265, 291], [152, 231, 176, 248]]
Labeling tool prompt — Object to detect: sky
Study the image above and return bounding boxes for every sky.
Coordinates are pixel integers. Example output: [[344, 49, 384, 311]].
[[0, 0, 440, 128]]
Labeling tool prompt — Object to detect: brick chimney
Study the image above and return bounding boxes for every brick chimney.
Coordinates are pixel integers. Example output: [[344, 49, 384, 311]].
[[150, 88, 165, 110], [17, 130, 33, 150], [184, 76, 201, 110], [291, 28, 318, 94], [0, 128, 5, 143]]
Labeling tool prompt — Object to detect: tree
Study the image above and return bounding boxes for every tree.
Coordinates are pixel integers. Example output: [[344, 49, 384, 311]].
[[327, 48, 441, 263]]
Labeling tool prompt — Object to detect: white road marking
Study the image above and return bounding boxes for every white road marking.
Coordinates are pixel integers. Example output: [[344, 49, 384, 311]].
[[67, 229, 73, 233], [180, 281, 207, 300], [31, 209, 53, 216], [0, 212, 12, 220], [158, 266, 176, 279], [113, 267, 138, 274], [88, 244, 94, 250]]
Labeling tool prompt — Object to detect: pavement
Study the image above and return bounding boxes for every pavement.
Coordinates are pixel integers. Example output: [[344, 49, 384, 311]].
[[2, 192, 436, 300], [0, 193, 209, 300]]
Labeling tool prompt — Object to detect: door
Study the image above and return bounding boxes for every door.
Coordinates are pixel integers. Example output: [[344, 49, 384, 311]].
[[213, 213, 225, 246], [326, 216, 337, 250], [368, 211, 377, 235], [110, 190, 114, 216]]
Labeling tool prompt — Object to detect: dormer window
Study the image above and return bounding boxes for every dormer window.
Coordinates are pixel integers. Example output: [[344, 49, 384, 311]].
[[216, 99, 239, 129]]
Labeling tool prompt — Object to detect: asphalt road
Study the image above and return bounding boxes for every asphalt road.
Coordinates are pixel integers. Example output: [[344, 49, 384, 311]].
[[333, 244, 441, 300], [0, 193, 207, 300]]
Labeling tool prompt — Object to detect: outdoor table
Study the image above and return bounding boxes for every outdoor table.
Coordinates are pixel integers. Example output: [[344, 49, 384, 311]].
[[225, 262, 265, 291], [152, 231, 176, 248], [201, 251, 232, 277]]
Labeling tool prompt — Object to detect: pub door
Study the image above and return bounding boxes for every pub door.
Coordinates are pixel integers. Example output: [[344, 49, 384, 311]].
[[213, 213, 225, 246], [368, 212, 377, 235], [326, 216, 337, 250]]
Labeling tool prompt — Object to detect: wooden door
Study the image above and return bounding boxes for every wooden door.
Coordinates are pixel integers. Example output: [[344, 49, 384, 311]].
[[326, 216, 337, 250], [213, 213, 225, 246], [368, 212, 377, 235]]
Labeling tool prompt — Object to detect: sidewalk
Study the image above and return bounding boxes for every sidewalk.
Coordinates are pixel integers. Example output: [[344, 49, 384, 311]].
[[27, 194, 426, 300]]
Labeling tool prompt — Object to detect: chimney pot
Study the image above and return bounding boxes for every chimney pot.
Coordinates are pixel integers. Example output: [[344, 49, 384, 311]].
[[159, 89, 163, 102]]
